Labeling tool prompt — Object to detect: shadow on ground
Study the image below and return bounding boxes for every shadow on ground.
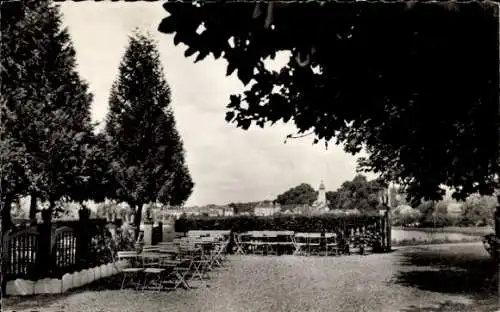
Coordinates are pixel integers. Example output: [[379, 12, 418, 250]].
[[400, 300, 491, 312], [394, 244, 498, 311]]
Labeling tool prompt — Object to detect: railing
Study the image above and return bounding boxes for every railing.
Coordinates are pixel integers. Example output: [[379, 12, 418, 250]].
[[51, 226, 77, 272], [2, 227, 39, 280], [1, 218, 109, 283]]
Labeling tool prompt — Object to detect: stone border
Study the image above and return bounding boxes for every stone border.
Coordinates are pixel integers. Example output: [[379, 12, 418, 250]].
[[6, 260, 129, 296]]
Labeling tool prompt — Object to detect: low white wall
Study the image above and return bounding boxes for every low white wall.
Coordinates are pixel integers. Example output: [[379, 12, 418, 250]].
[[6, 260, 129, 296]]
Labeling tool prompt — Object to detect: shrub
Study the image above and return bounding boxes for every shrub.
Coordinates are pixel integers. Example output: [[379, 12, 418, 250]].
[[175, 214, 384, 234]]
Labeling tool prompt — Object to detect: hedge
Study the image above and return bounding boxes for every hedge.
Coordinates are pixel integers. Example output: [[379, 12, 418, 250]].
[[175, 213, 385, 234]]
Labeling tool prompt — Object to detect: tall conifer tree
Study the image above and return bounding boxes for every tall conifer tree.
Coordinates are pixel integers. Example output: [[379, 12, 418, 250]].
[[105, 32, 193, 236]]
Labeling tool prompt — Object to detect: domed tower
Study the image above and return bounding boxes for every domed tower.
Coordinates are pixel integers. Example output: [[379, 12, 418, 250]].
[[318, 180, 326, 205]]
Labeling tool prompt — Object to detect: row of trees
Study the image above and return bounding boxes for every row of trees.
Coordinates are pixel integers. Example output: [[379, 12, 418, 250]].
[[392, 194, 497, 227], [274, 175, 496, 226], [274, 175, 385, 211], [1, 1, 193, 236]]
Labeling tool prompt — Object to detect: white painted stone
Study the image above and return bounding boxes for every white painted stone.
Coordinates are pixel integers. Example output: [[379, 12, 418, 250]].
[[104, 263, 113, 277], [34, 278, 61, 294], [80, 269, 89, 285], [62, 273, 73, 292], [6, 279, 34, 296], [86, 268, 95, 283], [99, 264, 107, 279], [94, 266, 101, 280], [46, 278, 62, 294], [73, 271, 82, 288]]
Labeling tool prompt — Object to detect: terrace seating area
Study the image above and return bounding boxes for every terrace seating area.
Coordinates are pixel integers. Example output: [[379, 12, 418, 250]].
[[115, 230, 231, 291], [234, 230, 380, 256]]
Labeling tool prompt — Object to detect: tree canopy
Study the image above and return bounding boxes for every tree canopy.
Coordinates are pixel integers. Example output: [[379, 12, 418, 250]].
[[158, 2, 499, 204], [326, 174, 384, 211], [1, 0, 109, 228], [275, 183, 318, 206]]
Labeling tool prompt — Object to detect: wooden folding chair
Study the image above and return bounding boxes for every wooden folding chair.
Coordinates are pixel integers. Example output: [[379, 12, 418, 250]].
[[233, 233, 246, 255], [293, 233, 308, 256], [117, 251, 144, 290], [141, 252, 165, 292], [325, 233, 339, 256]]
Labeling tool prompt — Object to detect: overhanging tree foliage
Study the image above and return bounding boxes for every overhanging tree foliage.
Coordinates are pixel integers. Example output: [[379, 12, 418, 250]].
[[105, 32, 193, 236], [158, 2, 499, 204]]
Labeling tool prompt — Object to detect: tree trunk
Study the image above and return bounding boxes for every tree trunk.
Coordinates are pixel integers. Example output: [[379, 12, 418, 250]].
[[1, 196, 13, 296], [29, 193, 38, 224], [495, 196, 500, 298], [1, 196, 13, 235], [134, 203, 143, 239]]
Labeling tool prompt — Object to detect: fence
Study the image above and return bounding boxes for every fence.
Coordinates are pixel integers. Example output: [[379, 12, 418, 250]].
[[1, 218, 109, 284]]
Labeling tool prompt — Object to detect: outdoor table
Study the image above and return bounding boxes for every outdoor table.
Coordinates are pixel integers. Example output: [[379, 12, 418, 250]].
[[240, 231, 295, 255]]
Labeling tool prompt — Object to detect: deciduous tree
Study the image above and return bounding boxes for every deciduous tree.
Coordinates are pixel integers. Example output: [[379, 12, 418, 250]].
[[326, 175, 384, 211], [275, 183, 318, 206]]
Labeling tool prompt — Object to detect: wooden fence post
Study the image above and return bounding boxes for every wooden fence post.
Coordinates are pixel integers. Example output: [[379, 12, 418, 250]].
[[76, 209, 91, 270], [385, 208, 392, 252], [36, 210, 54, 278]]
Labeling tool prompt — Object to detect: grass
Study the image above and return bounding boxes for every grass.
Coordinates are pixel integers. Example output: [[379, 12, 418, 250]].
[[391, 226, 489, 247], [392, 236, 481, 247], [392, 226, 493, 236]]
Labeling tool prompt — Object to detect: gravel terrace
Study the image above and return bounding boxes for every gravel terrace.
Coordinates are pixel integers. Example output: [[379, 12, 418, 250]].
[[4, 243, 498, 312]]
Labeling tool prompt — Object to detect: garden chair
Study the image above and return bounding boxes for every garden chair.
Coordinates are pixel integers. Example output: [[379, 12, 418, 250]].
[[233, 233, 246, 255], [325, 233, 339, 256], [293, 233, 308, 256], [183, 240, 211, 285], [117, 251, 144, 290], [307, 233, 322, 255], [141, 251, 165, 292]]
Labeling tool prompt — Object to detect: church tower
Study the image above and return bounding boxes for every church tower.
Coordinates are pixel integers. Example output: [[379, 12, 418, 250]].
[[317, 180, 326, 204]]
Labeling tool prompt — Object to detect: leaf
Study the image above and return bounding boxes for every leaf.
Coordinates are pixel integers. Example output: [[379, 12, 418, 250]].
[[184, 47, 197, 57], [157, 16, 178, 34], [173, 33, 182, 46], [239, 119, 251, 130], [194, 49, 209, 63], [225, 111, 235, 122], [226, 62, 237, 77], [237, 67, 253, 86]]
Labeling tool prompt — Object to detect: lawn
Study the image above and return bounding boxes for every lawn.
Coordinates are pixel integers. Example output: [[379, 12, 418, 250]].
[[392, 226, 493, 236], [4, 242, 497, 312], [391, 227, 491, 246]]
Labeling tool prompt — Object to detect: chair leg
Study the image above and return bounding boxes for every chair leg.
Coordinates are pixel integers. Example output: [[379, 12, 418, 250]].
[[121, 273, 128, 290]]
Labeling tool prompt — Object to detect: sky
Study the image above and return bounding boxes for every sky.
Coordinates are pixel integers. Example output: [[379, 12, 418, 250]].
[[59, 2, 376, 207]]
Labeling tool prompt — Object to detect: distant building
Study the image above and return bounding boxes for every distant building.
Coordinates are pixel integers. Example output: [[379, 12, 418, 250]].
[[254, 202, 281, 216]]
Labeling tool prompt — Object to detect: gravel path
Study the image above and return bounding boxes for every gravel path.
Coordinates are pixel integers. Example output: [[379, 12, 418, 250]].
[[4, 243, 498, 312]]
